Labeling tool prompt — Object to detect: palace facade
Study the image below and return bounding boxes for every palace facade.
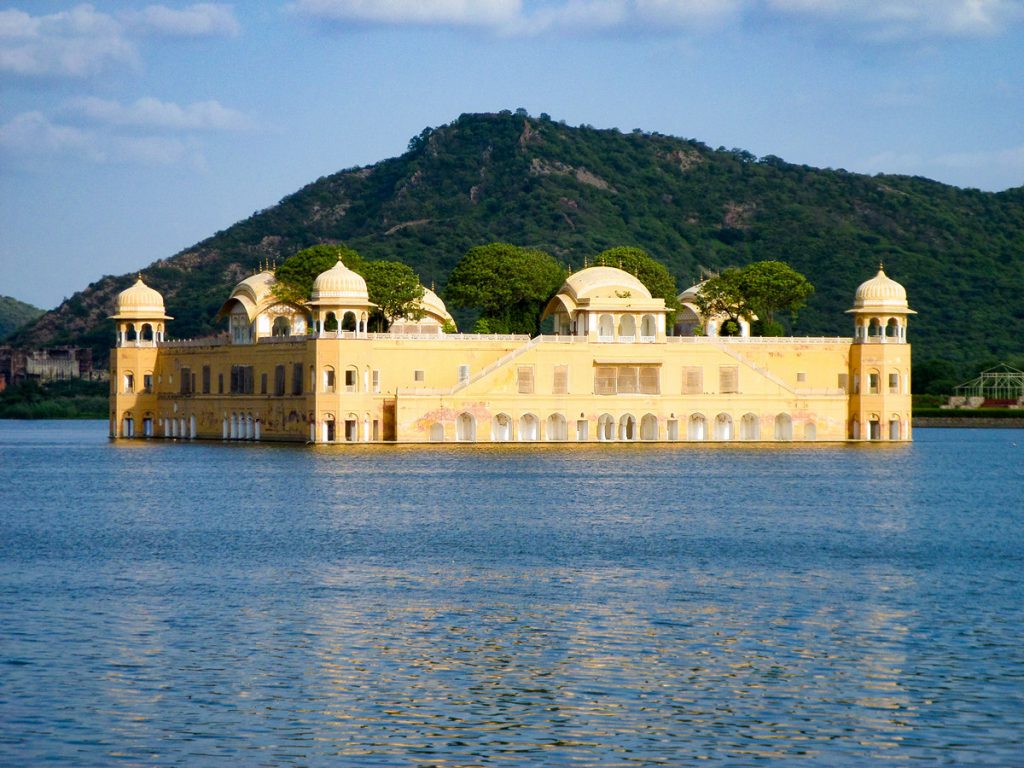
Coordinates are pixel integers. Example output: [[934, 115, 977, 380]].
[[109, 261, 914, 443]]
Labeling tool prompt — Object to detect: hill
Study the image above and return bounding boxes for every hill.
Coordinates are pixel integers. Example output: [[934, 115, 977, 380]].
[[10, 111, 1024, 383], [0, 296, 44, 339]]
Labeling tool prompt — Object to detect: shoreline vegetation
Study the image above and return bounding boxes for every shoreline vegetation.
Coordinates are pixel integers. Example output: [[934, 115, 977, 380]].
[[0, 379, 107, 420]]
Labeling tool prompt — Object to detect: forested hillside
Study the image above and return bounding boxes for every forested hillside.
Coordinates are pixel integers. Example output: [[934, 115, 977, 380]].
[[12, 111, 1024, 382], [0, 296, 44, 339]]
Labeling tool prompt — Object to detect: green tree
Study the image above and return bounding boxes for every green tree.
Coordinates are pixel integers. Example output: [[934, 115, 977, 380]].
[[694, 268, 750, 335], [445, 243, 566, 335], [360, 260, 425, 331], [737, 260, 814, 329], [593, 246, 681, 323], [696, 261, 813, 336], [274, 244, 364, 304]]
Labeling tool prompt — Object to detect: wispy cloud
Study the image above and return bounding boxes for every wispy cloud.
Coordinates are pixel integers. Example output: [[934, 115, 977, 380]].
[[0, 4, 240, 79], [289, 0, 1024, 39], [289, 0, 523, 27], [68, 97, 253, 132], [125, 3, 242, 37], [0, 96, 250, 169], [765, 0, 1024, 40], [0, 111, 102, 160]]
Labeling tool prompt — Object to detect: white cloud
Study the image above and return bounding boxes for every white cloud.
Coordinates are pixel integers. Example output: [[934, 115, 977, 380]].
[[0, 111, 101, 159], [68, 96, 253, 131], [0, 4, 240, 79], [1, 108, 218, 169], [765, 0, 1024, 39], [124, 4, 241, 37], [289, 0, 523, 26], [0, 5, 137, 78], [289, 0, 1023, 38]]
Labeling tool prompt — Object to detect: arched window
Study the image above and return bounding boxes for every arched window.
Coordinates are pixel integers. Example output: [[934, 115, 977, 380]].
[[492, 413, 512, 442], [323, 366, 335, 393], [546, 413, 567, 441], [345, 366, 358, 393], [125, 324, 138, 342], [429, 422, 444, 442], [869, 416, 881, 440], [342, 312, 357, 332], [598, 314, 614, 340], [456, 412, 476, 442], [519, 413, 539, 441], [714, 413, 733, 441], [850, 418, 860, 440], [640, 414, 658, 440], [272, 316, 291, 336], [140, 323, 153, 341], [740, 413, 760, 440], [868, 317, 882, 338], [688, 413, 706, 441], [619, 414, 637, 441], [889, 416, 901, 440], [123, 371, 135, 393], [886, 318, 899, 338], [774, 413, 793, 441], [803, 421, 817, 441], [324, 312, 338, 332], [618, 315, 636, 341], [640, 314, 657, 340], [598, 413, 615, 441]]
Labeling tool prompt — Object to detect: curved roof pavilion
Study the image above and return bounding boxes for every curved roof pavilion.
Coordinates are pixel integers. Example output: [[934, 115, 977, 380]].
[[542, 265, 667, 341]]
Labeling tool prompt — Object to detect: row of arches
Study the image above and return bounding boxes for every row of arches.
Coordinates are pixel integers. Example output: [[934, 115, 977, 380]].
[[854, 316, 907, 343], [851, 415, 907, 440], [317, 412, 376, 442], [118, 413, 197, 439], [313, 310, 370, 336], [595, 313, 659, 342], [116, 322, 163, 346], [429, 411, 818, 442]]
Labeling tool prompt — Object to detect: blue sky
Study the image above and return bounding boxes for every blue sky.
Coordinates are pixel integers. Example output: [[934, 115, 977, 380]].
[[2, 1, 1023, 309]]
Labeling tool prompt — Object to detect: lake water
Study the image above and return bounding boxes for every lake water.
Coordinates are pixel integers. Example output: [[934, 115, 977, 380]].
[[1, 421, 1022, 766]]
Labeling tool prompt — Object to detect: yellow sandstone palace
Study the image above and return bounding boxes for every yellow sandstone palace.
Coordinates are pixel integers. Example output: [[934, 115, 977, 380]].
[[109, 260, 913, 443]]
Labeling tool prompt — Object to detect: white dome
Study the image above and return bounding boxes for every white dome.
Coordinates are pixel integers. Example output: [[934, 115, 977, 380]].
[[311, 259, 369, 302], [851, 267, 910, 311], [112, 276, 170, 318], [560, 266, 652, 302]]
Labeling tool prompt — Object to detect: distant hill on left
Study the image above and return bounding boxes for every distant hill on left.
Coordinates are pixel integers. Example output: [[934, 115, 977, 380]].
[[0, 296, 44, 339]]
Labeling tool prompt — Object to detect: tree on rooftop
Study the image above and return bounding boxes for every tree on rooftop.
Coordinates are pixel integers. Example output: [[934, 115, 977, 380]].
[[445, 242, 566, 335], [738, 260, 814, 334], [361, 260, 425, 332]]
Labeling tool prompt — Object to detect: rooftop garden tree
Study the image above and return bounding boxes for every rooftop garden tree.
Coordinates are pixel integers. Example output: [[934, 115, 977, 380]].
[[445, 242, 566, 335]]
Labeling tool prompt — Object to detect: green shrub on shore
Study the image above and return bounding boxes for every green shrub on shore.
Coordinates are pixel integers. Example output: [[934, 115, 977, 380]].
[[0, 379, 107, 419]]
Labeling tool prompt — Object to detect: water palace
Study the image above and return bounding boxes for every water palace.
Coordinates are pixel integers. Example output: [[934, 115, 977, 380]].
[[109, 261, 914, 443]]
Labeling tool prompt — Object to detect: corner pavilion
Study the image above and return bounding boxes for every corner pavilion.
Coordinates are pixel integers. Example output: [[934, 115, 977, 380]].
[[110, 261, 913, 443]]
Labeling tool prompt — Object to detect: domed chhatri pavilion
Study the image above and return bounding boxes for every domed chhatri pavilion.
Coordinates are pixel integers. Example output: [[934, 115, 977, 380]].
[[110, 261, 913, 443]]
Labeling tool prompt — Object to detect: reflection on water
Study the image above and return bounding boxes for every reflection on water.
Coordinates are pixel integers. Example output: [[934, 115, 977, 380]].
[[1, 421, 1022, 765]]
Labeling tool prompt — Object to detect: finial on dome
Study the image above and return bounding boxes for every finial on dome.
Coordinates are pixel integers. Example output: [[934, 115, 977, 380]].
[[879, 260, 885, 272], [583, 255, 589, 268]]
